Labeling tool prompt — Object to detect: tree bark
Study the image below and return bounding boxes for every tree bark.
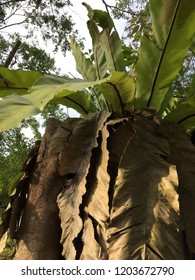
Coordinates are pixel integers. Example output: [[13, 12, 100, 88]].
[[13, 113, 195, 260], [14, 118, 77, 259], [4, 40, 21, 68]]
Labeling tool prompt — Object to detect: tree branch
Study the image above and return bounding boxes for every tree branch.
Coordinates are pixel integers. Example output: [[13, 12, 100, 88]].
[[0, 0, 26, 6], [0, 2, 34, 30], [101, 0, 118, 34], [1, 6, 23, 24], [4, 39, 21, 68], [0, 17, 27, 30], [102, 0, 136, 17]]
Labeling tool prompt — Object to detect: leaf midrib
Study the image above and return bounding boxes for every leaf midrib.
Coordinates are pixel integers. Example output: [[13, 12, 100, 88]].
[[147, 0, 181, 108]]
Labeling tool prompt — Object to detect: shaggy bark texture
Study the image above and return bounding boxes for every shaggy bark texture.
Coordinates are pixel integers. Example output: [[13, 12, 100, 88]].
[[1, 112, 195, 259], [14, 118, 77, 259]]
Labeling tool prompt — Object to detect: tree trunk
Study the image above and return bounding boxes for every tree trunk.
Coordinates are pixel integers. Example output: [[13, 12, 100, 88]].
[[14, 119, 65, 259], [13, 112, 195, 259]]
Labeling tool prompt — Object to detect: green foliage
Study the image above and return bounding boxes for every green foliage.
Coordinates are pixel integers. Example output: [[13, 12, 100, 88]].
[[84, 5, 126, 77], [166, 95, 195, 131], [135, 0, 195, 114], [0, 1, 75, 250], [0, 0, 195, 201], [95, 72, 135, 115], [0, 73, 113, 132], [0, 1, 195, 131], [113, 0, 149, 49], [70, 36, 97, 81], [0, 237, 16, 260], [15, 42, 58, 73], [0, 127, 32, 203], [55, 90, 98, 116], [0, 66, 42, 97], [112, 0, 195, 108], [0, 35, 59, 74], [40, 102, 68, 124], [0, 7, 136, 130], [0, 0, 76, 55]]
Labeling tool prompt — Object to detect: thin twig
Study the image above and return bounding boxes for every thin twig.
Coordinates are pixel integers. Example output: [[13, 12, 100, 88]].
[[1, 6, 23, 24], [102, 0, 136, 17], [102, 0, 118, 33], [0, 18, 27, 30], [0, 0, 25, 6]]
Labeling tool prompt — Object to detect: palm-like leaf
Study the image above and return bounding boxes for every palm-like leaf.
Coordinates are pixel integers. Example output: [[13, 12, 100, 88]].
[[165, 96, 195, 130], [83, 4, 126, 76], [70, 36, 97, 81], [166, 74, 195, 129], [0, 75, 110, 132], [0, 67, 42, 97], [135, 0, 195, 114]]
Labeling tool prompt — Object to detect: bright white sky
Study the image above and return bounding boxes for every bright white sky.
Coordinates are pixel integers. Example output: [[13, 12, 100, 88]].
[[55, 0, 126, 77], [53, 0, 126, 118], [3, 0, 126, 76]]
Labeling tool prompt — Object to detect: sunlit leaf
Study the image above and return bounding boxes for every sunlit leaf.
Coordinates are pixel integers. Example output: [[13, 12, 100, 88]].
[[0, 75, 110, 131], [96, 72, 135, 115], [85, 7, 126, 77], [100, 30, 126, 73], [70, 36, 97, 81], [87, 18, 108, 79], [0, 67, 42, 97], [186, 73, 195, 100], [165, 96, 195, 129], [135, 0, 195, 114]]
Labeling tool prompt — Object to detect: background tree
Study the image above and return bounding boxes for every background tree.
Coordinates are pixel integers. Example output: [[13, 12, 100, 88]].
[[0, 0, 79, 212], [0, 105, 67, 218], [0, 34, 59, 73], [0, 0, 77, 55]]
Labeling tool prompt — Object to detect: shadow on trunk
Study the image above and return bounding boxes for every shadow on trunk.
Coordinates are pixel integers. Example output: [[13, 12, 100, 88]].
[[1, 111, 195, 259]]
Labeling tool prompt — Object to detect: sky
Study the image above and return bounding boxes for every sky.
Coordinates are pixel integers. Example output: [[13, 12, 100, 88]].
[[3, 0, 127, 135], [54, 0, 126, 77], [2, 0, 126, 76], [47, 0, 126, 119]]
